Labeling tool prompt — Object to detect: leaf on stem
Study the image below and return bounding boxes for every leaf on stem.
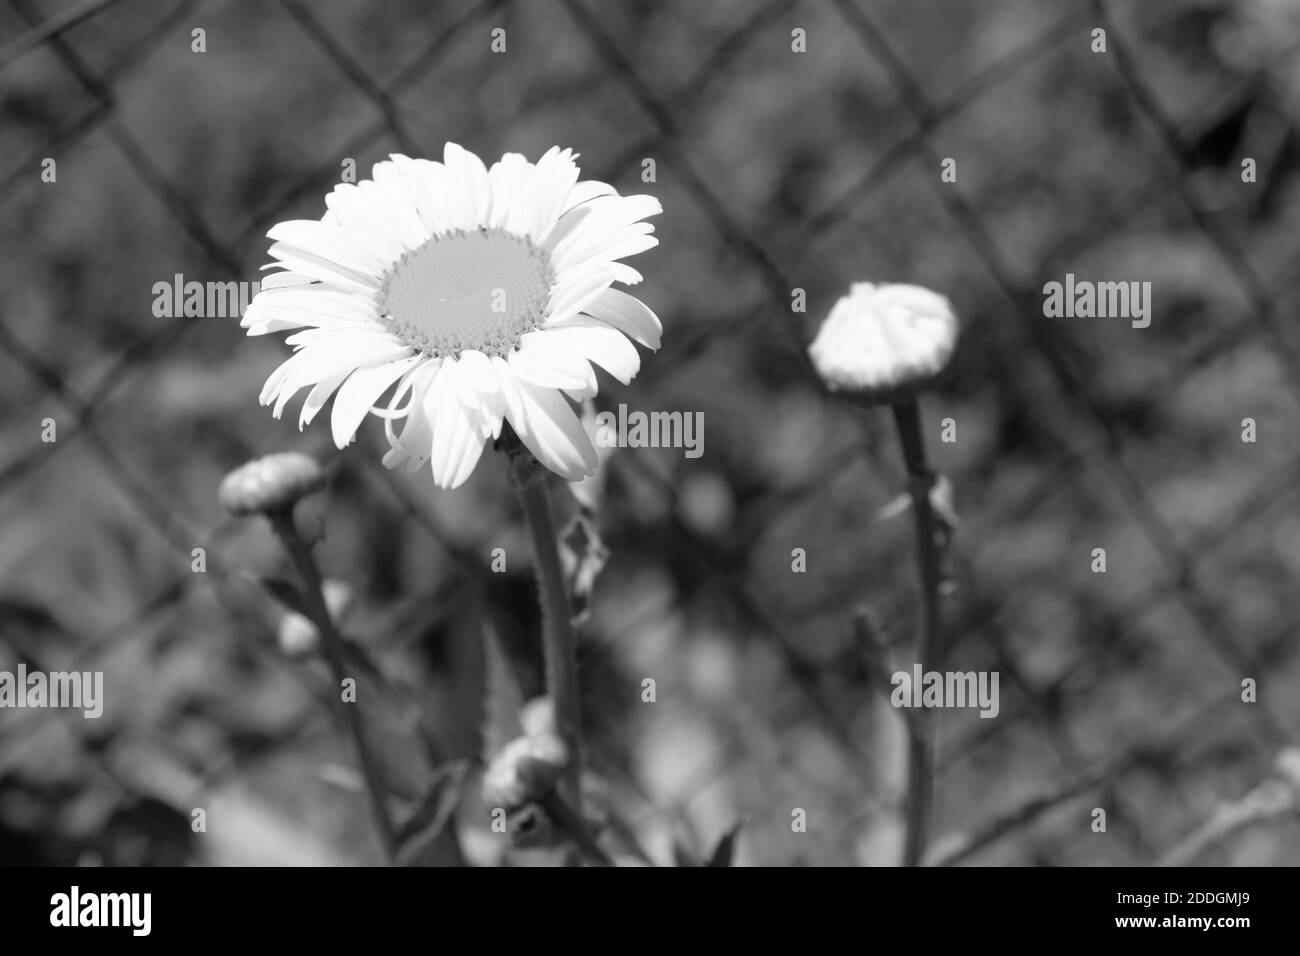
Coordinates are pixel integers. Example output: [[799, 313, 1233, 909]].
[[395, 759, 471, 867], [705, 820, 744, 867], [559, 511, 608, 627], [481, 620, 526, 765]]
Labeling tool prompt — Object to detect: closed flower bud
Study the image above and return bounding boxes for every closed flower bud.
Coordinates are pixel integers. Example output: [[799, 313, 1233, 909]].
[[519, 695, 558, 738], [808, 282, 958, 406], [219, 452, 326, 517], [481, 732, 569, 811], [277, 613, 318, 658], [277, 579, 352, 657]]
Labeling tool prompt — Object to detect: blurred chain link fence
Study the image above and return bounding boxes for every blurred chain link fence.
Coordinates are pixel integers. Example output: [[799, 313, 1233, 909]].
[[1, 0, 1298, 865]]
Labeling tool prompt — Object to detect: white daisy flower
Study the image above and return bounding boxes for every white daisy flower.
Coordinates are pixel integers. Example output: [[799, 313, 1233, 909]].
[[241, 143, 663, 489]]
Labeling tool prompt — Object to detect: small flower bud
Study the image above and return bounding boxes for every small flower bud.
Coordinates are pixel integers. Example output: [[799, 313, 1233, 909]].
[[481, 732, 568, 810], [278, 613, 317, 658], [277, 579, 352, 657], [219, 452, 326, 517], [519, 695, 557, 738], [808, 282, 959, 406]]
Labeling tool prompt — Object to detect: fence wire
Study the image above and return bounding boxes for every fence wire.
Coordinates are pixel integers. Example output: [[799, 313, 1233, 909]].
[[1, 0, 1297, 866]]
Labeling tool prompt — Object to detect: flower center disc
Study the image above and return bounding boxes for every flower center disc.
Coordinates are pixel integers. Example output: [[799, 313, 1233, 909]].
[[378, 228, 554, 358]]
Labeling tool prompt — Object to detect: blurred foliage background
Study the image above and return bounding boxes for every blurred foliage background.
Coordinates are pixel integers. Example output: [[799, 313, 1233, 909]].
[[1, 0, 1299, 866]]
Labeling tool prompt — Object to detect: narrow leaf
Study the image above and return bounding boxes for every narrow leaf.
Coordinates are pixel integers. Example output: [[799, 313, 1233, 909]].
[[395, 759, 471, 867], [480, 619, 525, 764], [706, 821, 744, 867]]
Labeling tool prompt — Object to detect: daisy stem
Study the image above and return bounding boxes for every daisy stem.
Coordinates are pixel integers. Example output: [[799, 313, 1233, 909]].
[[269, 510, 398, 864], [890, 400, 943, 868], [511, 467, 584, 815]]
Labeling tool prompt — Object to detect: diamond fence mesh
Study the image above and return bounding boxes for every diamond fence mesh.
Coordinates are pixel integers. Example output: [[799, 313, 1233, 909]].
[[1, 0, 1298, 865]]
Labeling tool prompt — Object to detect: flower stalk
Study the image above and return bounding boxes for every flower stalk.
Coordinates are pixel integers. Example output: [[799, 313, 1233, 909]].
[[268, 509, 399, 863], [807, 280, 959, 867], [508, 454, 585, 815], [891, 400, 943, 867]]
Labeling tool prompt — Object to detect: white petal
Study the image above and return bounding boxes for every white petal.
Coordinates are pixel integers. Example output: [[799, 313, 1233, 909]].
[[242, 319, 298, 336], [284, 326, 405, 350], [553, 191, 661, 240], [582, 288, 662, 349], [445, 349, 506, 437], [546, 266, 616, 325], [556, 230, 658, 274], [241, 307, 303, 335], [501, 159, 540, 238], [370, 161, 434, 249], [243, 296, 377, 335], [383, 363, 440, 471], [424, 368, 490, 489], [244, 278, 375, 332], [528, 147, 581, 241], [610, 263, 643, 285], [379, 358, 438, 427], [549, 193, 661, 266], [329, 355, 423, 448], [505, 377, 599, 481], [486, 153, 529, 230], [266, 220, 387, 276], [262, 337, 411, 415], [242, 307, 373, 336], [254, 271, 374, 304], [543, 318, 641, 384], [256, 286, 378, 316], [443, 142, 490, 230], [263, 250, 378, 293], [563, 179, 616, 211], [509, 333, 597, 391], [323, 182, 407, 263], [542, 205, 593, 255], [563, 384, 598, 402], [300, 370, 351, 429], [259, 270, 317, 291], [390, 155, 452, 236], [491, 355, 526, 428]]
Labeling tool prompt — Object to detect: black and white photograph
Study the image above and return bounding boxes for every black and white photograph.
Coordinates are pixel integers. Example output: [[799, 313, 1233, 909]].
[[0, 0, 1295, 929]]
